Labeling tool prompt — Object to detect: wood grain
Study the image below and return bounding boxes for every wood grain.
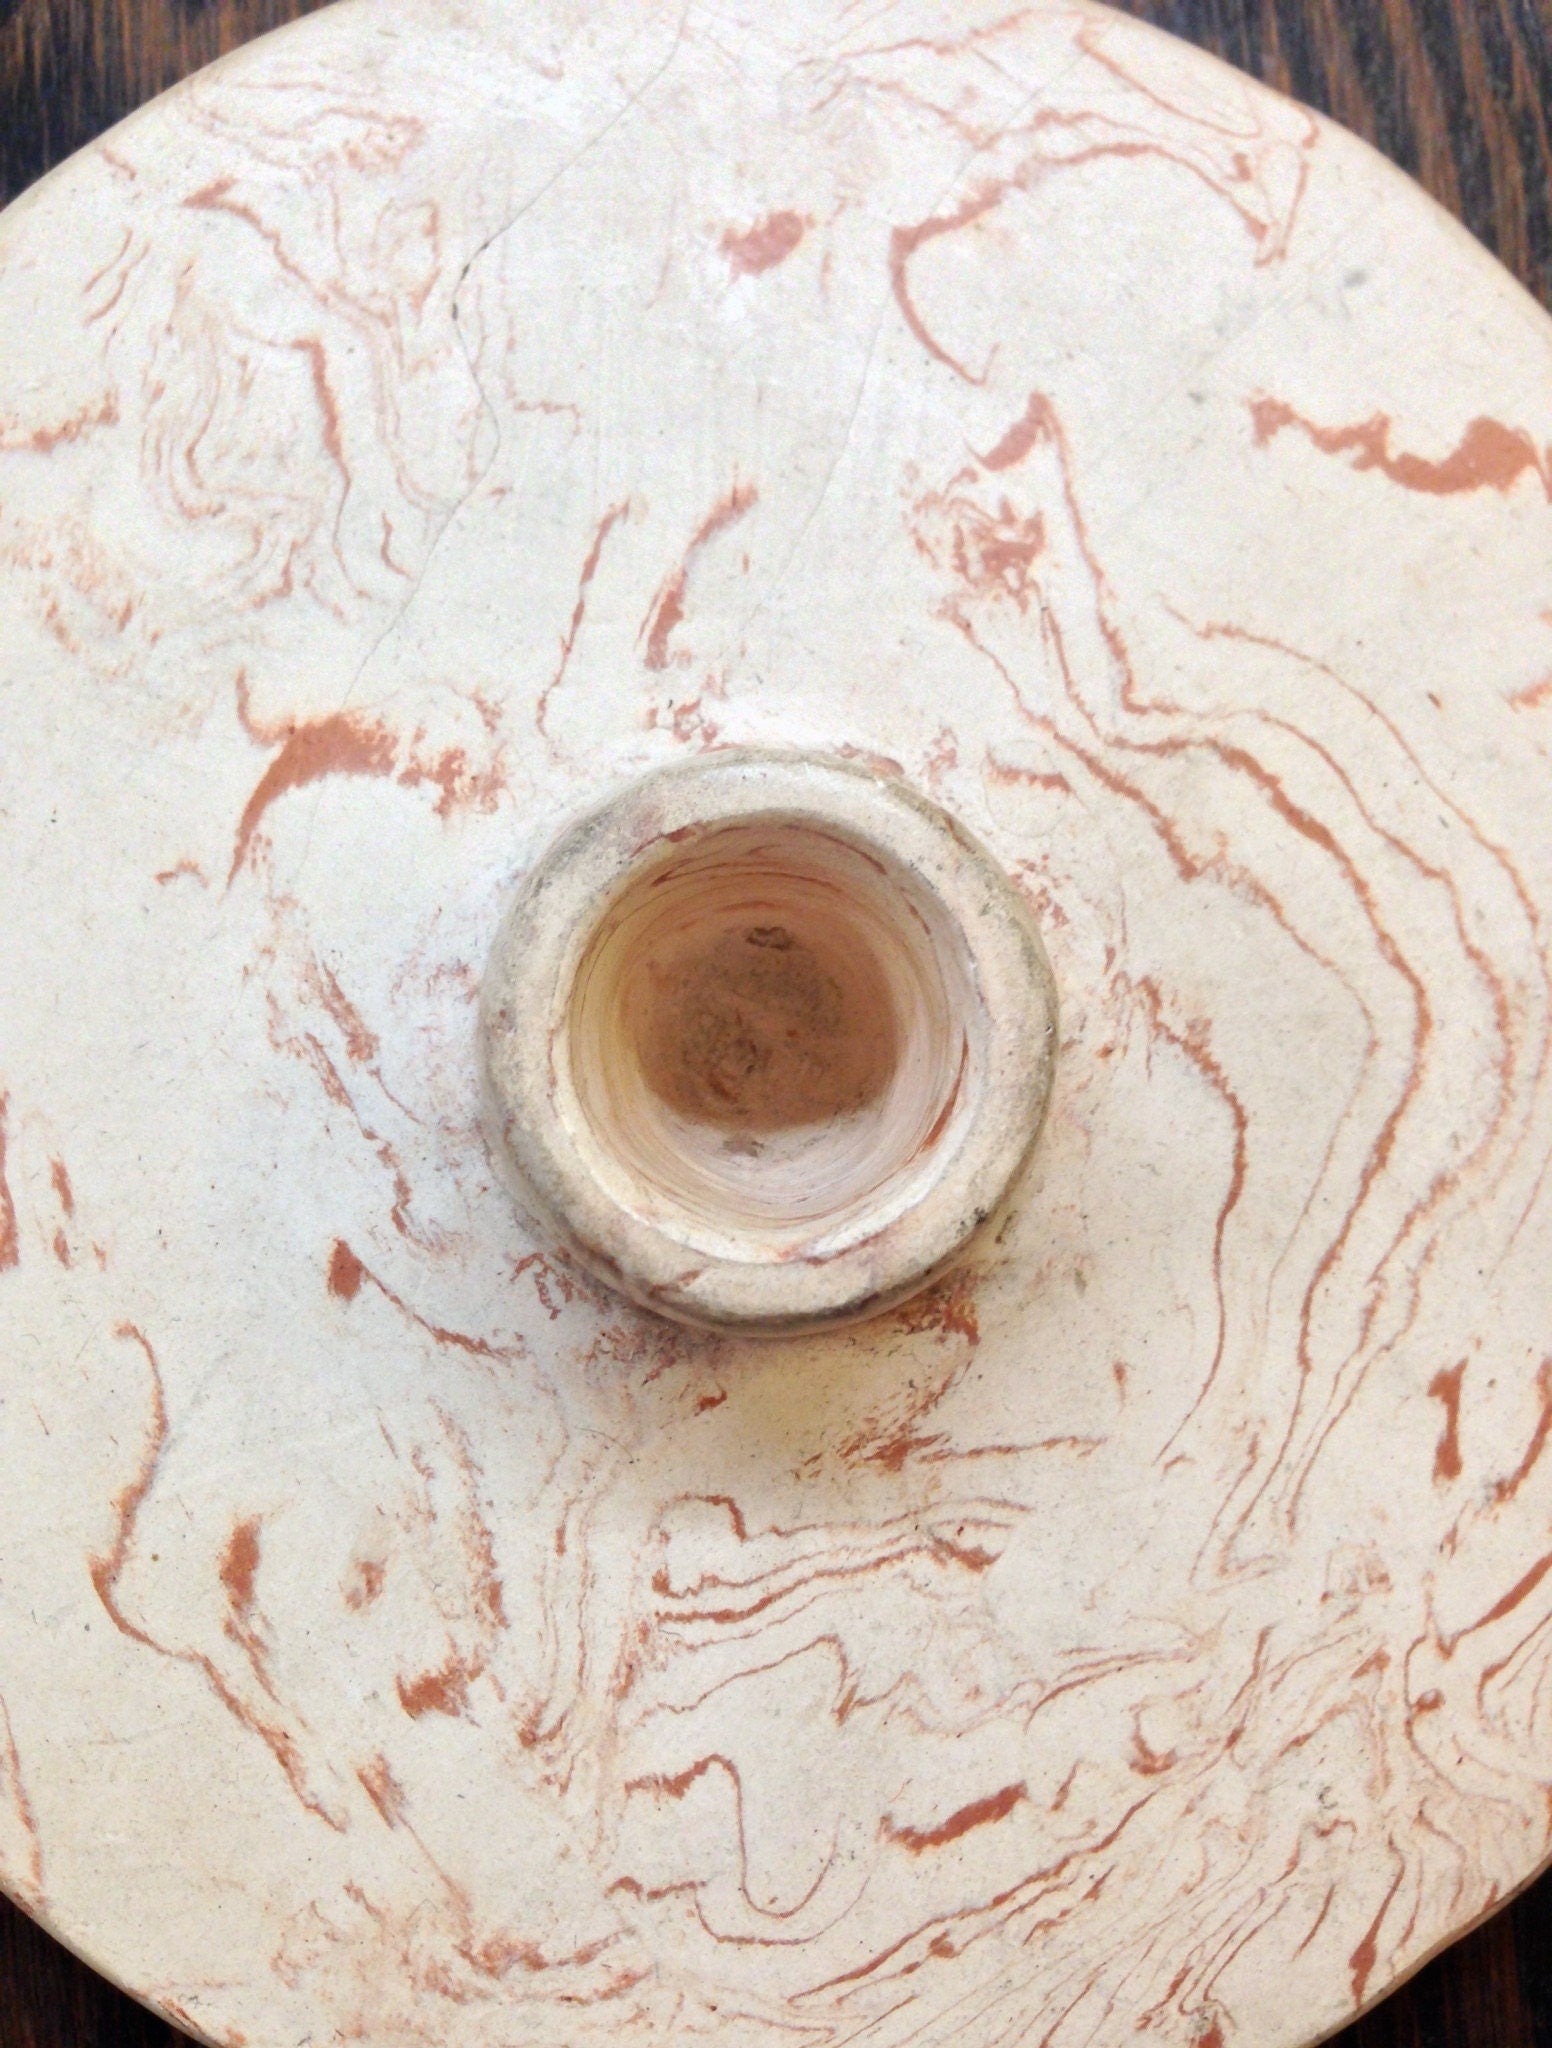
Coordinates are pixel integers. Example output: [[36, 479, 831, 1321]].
[[1, 1, 1551, 2044]]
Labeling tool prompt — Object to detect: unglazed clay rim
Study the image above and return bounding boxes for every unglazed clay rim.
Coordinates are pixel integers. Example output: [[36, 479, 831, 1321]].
[[480, 751, 1058, 1331]]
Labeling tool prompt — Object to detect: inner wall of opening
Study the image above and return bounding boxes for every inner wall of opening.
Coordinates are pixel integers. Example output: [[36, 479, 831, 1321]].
[[566, 820, 979, 1246]]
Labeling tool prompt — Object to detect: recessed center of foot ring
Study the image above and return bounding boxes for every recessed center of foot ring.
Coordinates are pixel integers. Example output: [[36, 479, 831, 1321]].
[[481, 752, 1058, 1334]]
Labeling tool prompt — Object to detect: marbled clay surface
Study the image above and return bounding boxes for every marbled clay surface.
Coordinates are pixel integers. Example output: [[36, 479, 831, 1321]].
[[2, 1, 1552, 2043]]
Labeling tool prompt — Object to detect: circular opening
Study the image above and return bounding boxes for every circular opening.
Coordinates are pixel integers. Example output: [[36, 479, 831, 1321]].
[[481, 750, 1059, 1331], [565, 819, 978, 1254]]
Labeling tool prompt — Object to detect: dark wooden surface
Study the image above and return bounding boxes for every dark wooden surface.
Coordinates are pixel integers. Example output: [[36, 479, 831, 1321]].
[[2, 0, 1552, 2041]]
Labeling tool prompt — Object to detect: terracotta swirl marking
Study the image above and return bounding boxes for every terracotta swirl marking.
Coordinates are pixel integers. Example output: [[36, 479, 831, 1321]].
[[722, 212, 807, 276], [537, 501, 631, 739], [88, 1327, 347, 1831], [882, 1780, 1028, 1852], [231, 709, 398, 882], [1429, 1362, 1467, 1483], [229, 672, 507, 879], [1251, 397, 1552, 499], [641, 483, 757, 672], [0, 1693, 43, 1909], [87, 1325, 169, 1642], [0, 1094, 17, 1271]]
